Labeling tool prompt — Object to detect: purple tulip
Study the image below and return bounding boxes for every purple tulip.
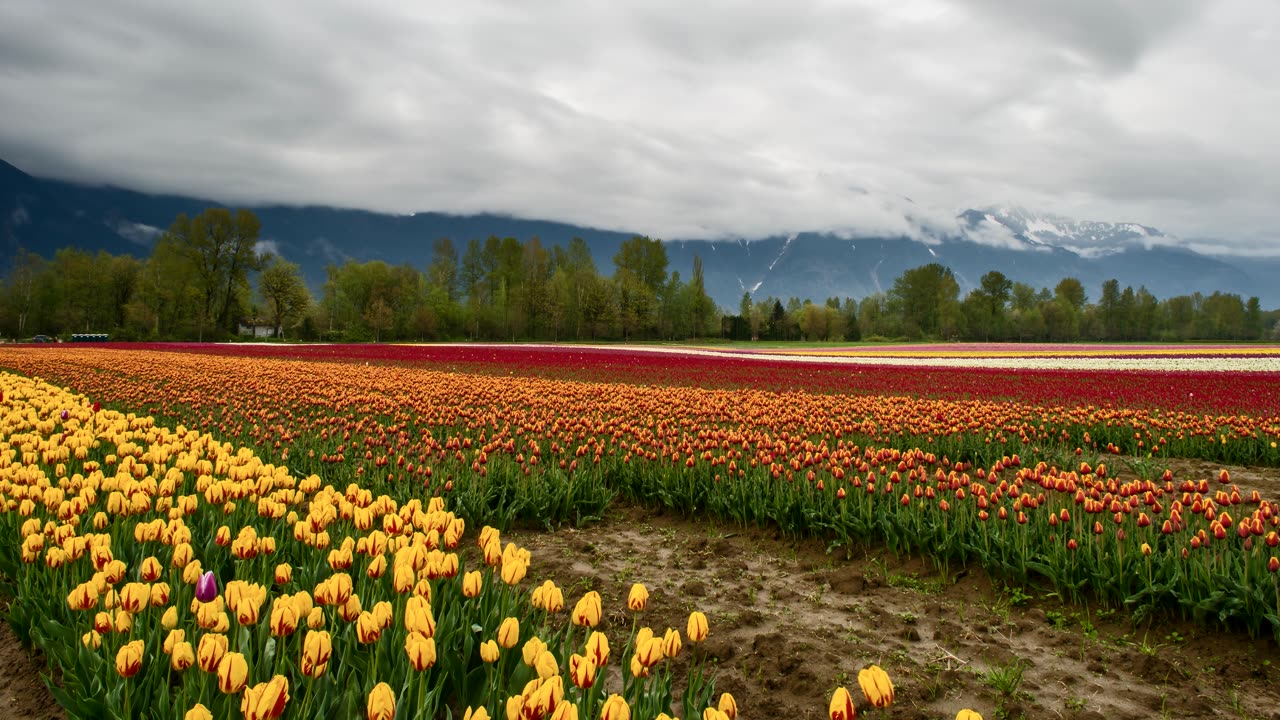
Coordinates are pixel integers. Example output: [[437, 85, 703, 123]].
[[195, 571, 218, 602], [60, 409, 69, 421]]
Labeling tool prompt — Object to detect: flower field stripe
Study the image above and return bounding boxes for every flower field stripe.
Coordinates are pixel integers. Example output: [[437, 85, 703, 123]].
[[11, 343, 1279, 415]]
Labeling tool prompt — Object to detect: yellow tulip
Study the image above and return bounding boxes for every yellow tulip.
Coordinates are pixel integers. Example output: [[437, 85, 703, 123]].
[[356, 611, 382, 644], [405, 631, 437, 671], [140, 556, 163, 582], [185, 705, 213, 720], [534, 649, 559, 679], [216, 652, 249, 694], [858, 664, 894, 708], [627, 583, 649, 612], [197, 632, 229, 673], [828, 686, 855, 720], [172, 542, 193, 569], [160, 606, 178, 629], [81, 630, 101, 649], [301, 630, 332, 678], [479, 639, 500, 664], [636, 636, 664, 668], [586, 631, 610, 667], [462, 570, 483, 598], [717, 692, 738, 720], [662, 628, 682, 659], [270, 598, 300, 637], [599, 694, 630, 720], [404, 595, 436, 637], [171, 641, 195, 672], [463, 707, 490, 720], [115, 639, 144, 678], [66, 582, 98, 611], [119, 583, 150, 614], [549, 703, 578, 720], [241, 675, 290, 720], [366, 554, 387, 580], [497, 617, 520, 649], [702, 710, 728, 720], [500, 555, 528, 585], [956, 710, 984, 720], [367, 682, 395, 720], [687, 611, 709, 643], [306, 607, 325, 629], [274, 563, 292, 585], [392, 564, 415, 594], [522, 636, 548, 667], [569, 653, 596, 689], [571, 591, 602, 628], [373, 600, 394, 630]]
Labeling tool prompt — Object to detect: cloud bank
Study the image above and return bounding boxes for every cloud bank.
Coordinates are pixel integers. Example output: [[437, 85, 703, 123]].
[[1, 0, 1276, 252]]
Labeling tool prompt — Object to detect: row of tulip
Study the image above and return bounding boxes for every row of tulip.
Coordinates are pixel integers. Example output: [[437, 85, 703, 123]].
[[1, 349, 1277, 474], [80, 342, 1280, 416]]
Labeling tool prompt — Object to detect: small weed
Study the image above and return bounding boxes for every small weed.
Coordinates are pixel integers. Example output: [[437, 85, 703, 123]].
[[983, 659, 1029, 699], [1229, 689, 1253, 719], [887, 572, 944, 595]]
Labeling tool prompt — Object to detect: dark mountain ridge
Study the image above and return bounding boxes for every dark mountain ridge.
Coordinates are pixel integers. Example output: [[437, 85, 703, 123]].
[[2, 159, 1274, 307]]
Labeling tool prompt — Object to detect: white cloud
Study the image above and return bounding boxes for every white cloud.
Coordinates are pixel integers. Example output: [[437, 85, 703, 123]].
[[0, 0, 1276, 254]]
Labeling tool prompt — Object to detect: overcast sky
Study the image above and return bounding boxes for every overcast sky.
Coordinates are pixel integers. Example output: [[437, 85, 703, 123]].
[[2, 0, 1277, 254]]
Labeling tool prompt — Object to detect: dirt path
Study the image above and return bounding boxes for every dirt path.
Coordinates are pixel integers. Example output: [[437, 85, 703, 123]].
[[0, 612, 63, 720]]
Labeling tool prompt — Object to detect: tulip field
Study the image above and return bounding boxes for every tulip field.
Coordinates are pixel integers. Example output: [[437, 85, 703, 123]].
[[1, 342, 1279, 719]]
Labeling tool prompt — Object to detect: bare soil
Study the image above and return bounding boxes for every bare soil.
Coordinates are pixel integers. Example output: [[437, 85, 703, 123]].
[[0, 613, 64, 720], [2, 458, 1278, 719], [509, 499, 1280, 720]]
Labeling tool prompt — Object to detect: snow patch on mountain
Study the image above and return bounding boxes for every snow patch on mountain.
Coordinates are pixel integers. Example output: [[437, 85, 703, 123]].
[[767, 233, 797, 271], [966, 206, 1176, 258]]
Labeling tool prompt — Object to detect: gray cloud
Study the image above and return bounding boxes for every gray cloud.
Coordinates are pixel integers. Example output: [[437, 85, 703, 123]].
[[0, 0, 1276, 253]]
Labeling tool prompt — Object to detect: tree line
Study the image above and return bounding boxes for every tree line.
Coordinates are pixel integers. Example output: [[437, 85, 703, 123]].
[[1, 209, 1276, 343]]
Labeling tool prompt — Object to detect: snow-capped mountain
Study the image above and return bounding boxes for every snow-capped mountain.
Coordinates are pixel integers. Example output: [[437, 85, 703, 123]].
[[958, 207, 1170, 259]]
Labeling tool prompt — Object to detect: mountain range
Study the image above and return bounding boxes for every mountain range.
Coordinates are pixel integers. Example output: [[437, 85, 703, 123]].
[[4, 158, 1278, 308]]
